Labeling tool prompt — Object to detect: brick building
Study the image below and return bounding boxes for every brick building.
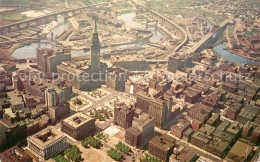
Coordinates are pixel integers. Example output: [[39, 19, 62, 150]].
[[222, 82, 237, 93], [183, 88, 201, 104], [149, 134, 175, 162], [114, 104, 135, 129], [136, 92, 151, 113], [187, 103, 213, 125], [242, 121, 260, 145], [191, 131, 229, 158], [125, 127, 142, 148], [237, 105, 259, 124], [125, 112, 155, 148], [0, 146, 32, 162], [225, 103, 243, 120], [170, 119, 190, 139]]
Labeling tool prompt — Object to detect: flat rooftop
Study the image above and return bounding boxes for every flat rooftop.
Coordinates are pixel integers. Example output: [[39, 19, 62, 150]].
[[149, 134, 175, 151], [28, 127, 65, 148], [228, 140, 253, 158], [111, 54, 146, 62], [63, 112, 93, 128]]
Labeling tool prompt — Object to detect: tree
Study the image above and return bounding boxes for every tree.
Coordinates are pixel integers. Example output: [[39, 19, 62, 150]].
[[139, 153, 161, 162], [64, 145, 81, 162], [54, 154, 69, 162], [82, 136, 101, 149], [115, 141, 131, 154], [107, 148, 122, 161]]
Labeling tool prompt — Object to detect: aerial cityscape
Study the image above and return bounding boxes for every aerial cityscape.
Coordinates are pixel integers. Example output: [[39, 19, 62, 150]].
[[0, 0, 259, 161]]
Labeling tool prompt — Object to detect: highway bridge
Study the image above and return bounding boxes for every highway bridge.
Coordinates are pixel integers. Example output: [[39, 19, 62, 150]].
[[0, 3, 107, 34], [185, 20, 231, 54]]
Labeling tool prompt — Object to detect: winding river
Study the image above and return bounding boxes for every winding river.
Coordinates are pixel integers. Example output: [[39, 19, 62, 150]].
[[12, 12, 164, 59], [213, 44, 260, 64]]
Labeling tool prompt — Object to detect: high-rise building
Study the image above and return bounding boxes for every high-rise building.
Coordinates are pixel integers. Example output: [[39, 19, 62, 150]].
[[36, 48, 71, 73], [90, 21, 101, 75], [105, 67, 129, 92], [148, 95, 173, 129], [45, 88, 57, 107]]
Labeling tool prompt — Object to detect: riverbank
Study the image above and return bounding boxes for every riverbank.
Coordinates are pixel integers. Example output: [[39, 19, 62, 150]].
[[213, 44, 260, 64], [228, 47, 260, 61]]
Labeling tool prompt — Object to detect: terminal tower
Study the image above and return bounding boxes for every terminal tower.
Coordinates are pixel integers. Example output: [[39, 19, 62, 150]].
[[90, 21, 101, 75]]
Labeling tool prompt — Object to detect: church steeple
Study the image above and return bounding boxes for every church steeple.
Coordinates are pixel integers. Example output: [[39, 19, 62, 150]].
[[90, 21, 101, 75]]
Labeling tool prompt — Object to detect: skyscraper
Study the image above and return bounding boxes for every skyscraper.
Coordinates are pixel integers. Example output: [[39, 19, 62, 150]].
[[90, 21, 101, 76]]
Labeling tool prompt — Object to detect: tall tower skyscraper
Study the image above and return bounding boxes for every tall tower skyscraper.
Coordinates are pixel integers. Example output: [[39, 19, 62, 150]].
[[90, 21, 101, 75]]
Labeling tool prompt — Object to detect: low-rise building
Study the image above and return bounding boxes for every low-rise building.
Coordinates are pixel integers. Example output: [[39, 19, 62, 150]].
[[226, 121, 243, 140], [0, 146, 32, 162], [187, 103, 213, 124], [206, 113, 220, 126], [111, 54, 148, 71], [61, 112, 95, 140], [191, 131, 229, 158], [170, 146, 198, 162], [170, 119, 190, 139], [149, 134, 175, 162], [226, 140, 253, 162], [242, 121, 260, 145], [27, 127, 67, 161], [222, 82, 237, 93], [183, 88, 201, 104]]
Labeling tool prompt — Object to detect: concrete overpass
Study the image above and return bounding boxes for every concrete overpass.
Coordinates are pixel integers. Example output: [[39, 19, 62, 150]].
[[131, 0, 188, 52], [0, 3, 107, 34], [186, 20, 231, 54]]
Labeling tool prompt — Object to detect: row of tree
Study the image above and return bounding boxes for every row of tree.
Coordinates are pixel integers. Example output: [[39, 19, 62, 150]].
[[82, 136, 101, 149], [64, 145, 81, 162], [115, 141, 131, 154], [107, 148, 123, 161], [54, 154, 69, 162]]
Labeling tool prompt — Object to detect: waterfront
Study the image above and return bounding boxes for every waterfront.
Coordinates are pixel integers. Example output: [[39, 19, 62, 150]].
[[11, 12, 163, 59], [213, 44, 260, 64]]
